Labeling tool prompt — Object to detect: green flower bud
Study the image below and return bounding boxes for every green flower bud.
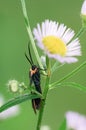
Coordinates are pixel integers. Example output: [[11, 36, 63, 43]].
[[81, 0, 86, 27], [7, 80, 19, 93]]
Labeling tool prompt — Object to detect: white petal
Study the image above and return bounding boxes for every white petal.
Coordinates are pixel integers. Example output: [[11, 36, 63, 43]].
[[36, 41, 44, 49], [67, 38, 80, 48], [56, 24, 67, 38], [42, 22, 46, 37], [64, 57, 78, 63], [66, 51, 81, 56], [47, 21, 57, 35], [62, 28, 75, 44], [56, 56, 78, 63], [67, 46, 81, 51], [46, 51, 78, 63], [45, 20, 50, 36], [81, 0, 86, 15], [33, 28, 41, 41], [37, 24, 42, 38]]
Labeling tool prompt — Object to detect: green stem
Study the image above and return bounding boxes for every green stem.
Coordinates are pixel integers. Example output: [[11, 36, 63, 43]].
[[50, 61, 86, 88], [36, 57, 50, 130], [36, 100, 45, 130], [20, 0, 44, 70], [36, 76, 50, 130], [74, 26, 86, 38]]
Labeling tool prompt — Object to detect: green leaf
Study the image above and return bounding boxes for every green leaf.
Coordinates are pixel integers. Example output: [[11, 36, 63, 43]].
[[28, 87, 43, 97], [49, 83, 60, 90], [49, 82, 86, 93], [51, 61, 59, 73], [51, 61, 64, 74], [50, 61, 86, 88], [60, 82, 86, 92], [0, 93, 40, 113], [58, 118, 66, 130]]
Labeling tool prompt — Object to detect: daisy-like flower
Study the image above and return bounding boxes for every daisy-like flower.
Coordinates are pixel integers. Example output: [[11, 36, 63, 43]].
[[33, 20, 81, 63]]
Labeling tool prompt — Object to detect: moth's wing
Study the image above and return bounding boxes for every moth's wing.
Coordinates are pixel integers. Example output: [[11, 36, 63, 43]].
[[29, 71, 33, 86], [32, 99, 37, 114]]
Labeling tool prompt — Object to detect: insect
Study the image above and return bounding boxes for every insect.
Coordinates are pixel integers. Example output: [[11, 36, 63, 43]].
[[25, 43, 42, 113]]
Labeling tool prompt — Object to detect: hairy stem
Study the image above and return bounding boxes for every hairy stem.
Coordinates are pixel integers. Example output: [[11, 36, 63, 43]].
[[20, 0, 44, 70], [36, 57, 50, 130], [36, 77, 50, 130]]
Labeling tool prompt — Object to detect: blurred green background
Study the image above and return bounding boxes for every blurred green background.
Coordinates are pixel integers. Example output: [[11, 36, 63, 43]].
[[0, 0, 86, 130]]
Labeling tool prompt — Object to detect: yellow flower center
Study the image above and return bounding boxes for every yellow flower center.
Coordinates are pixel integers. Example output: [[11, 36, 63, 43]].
[[42, 36, 67, 56]]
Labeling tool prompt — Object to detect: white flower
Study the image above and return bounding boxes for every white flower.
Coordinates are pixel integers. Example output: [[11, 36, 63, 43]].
[[0, 106, 20, 120], [33, 20, 81, 64], [7, 80, 19, 93], [66, 111, 86, 130], [0, 94, 20, 120], [40, 125, 50, 130], [81, 0, 86, 15]]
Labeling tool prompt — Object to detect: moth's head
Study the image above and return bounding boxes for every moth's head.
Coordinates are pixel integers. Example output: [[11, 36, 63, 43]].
[[32, 65, 37, 70]]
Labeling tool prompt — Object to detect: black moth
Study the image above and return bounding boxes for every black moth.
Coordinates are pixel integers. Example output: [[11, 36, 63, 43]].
[[25, 43, 42, 113]]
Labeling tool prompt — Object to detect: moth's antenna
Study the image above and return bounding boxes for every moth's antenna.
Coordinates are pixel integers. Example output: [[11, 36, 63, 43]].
[[25, 53, 33, 66], [28, 42, 34, 65]]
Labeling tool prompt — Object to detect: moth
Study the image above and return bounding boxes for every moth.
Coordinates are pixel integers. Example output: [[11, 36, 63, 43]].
[[25, 43, 42, 113]]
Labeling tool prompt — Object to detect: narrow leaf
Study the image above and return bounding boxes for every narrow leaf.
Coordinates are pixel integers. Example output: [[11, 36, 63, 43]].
[[0, 93, 40, 113], [50, 61, 86, 88], [49, 82, 86, 93], [51, 61, 59, 73], [51, 61, 64, 74], [61, 82, 86, 92], [58, 118, 66, 130]]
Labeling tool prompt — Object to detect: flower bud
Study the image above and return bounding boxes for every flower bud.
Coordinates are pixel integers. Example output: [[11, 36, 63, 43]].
[[81, 0, 86, 26], [40, 56, 46, 68], [7, 80, 19, 93], [19, 82, 27, 93]]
